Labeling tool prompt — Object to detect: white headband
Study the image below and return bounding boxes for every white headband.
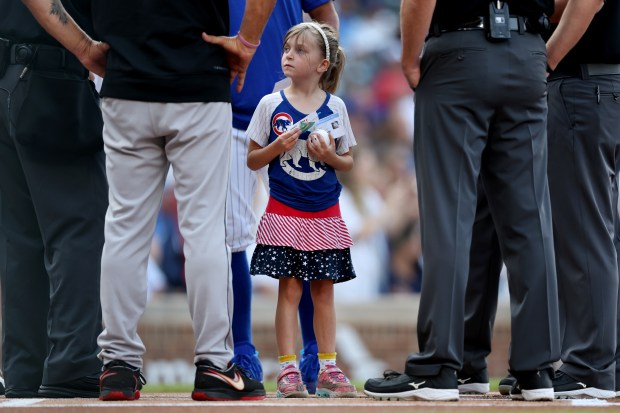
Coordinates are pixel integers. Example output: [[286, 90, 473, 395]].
[[304, 22, 330, 62]]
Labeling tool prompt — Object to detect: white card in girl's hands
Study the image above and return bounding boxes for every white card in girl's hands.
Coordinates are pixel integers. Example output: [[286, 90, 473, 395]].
[[292, 112, 344, 139], [314, 113, 344, 139]]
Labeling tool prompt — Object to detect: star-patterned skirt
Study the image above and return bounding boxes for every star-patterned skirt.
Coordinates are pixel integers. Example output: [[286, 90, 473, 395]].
[[250, 197, 356, 283], [251, 245, 356, 283]]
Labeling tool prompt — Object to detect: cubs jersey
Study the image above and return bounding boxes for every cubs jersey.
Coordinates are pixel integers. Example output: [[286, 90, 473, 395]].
[[228, 0, 331, 130], [247, 90, 356, 212]]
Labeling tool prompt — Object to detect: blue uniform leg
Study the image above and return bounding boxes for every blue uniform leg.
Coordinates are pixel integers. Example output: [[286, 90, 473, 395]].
[[231, 251, 263, 381], [299, 282, 318, 393]]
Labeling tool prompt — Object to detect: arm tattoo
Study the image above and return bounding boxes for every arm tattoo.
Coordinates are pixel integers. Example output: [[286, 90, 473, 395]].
[[50, 0, 69, 25]]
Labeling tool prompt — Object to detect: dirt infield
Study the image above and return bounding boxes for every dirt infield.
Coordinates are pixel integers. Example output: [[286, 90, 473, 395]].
[[2, 393, 620, 413]]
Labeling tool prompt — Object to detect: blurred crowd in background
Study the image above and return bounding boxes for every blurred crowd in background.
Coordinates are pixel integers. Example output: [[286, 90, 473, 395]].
[[148, 0, 424, 301]]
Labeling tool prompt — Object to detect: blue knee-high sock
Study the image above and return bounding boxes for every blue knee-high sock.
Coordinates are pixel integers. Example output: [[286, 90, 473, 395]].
[[231, 251, 256, 355], [299, 281, 318, 354]]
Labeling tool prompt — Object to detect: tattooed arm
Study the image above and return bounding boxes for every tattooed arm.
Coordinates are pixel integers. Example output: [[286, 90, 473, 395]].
[[21, 0, 109, 76]]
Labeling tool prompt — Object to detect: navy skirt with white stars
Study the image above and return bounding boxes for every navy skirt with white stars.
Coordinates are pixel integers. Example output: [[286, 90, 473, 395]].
[[250, 197, 356, 283], [250, 244, 356, 283]]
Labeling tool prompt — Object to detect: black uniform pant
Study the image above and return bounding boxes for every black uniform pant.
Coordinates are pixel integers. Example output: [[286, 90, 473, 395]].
[[615, 186, 620, 393], [462, 74, 620, 391], [547, 74, 620, 391], [0, 61, 107, 392], [407, 30, 560, 376], [461, 180, 503, 377]]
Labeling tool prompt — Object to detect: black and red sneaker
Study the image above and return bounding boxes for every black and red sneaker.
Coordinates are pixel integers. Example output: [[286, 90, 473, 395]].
[[99, 360, 146, 401], [191, 359, 266, 401]]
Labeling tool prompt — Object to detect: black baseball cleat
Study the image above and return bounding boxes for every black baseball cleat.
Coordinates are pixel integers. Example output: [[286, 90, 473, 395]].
[[457, 367, 489, 394], [99, 360, 146, 401], [39, 373, 100, 398], [553, 370, 615, 399], [498, 374, 516, 395], [364, 367, 459, 401], [191, 359, 266, 401], [509, 368, 554, 401]]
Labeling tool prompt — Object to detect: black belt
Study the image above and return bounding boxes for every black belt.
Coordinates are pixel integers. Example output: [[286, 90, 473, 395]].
[[549, 63, 620, 80], [9, 42, 87, 77], [431, 16, 531, 37]]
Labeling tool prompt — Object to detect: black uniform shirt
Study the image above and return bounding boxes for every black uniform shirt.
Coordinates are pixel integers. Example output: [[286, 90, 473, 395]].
[[431, 0, 554, 26], [0, 0, 95, 45], [91, 0, 231, 103], [556, 0, 620, 67]]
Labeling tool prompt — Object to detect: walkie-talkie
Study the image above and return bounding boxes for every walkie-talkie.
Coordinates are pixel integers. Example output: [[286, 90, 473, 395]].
[[0, 38, 9, 78], [488, 1, 511, 41]]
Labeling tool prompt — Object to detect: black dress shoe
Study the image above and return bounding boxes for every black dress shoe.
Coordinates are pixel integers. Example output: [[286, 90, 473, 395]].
[[38, 373, 100, 398], [509, 368, 554, 401], [553, 370, 615, 399], [498, 373, 516, 396], [5, 389, 41, 398], [457, 367, 490, 394], [364, 367, 459, 401]]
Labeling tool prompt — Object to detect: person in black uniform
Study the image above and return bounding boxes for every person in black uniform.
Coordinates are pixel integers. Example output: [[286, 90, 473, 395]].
[[456, 0, 609, 398], [364, 0, 561, 402], [0, 0, 107, 398], [545, 0, 619, 399]]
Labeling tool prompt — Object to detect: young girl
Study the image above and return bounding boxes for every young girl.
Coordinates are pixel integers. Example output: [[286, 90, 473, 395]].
[[246, 22, 357, 398]]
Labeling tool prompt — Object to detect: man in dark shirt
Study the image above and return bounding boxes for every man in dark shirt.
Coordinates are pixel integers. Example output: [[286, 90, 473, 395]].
[[365, 0, 560, 401], [0, 0, 107, 398], [22, 0, 275, 402], [545, 0, 620, 399]]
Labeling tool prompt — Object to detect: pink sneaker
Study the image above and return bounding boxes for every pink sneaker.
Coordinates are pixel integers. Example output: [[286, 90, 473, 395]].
[[316, 365, 357, 398], [276, 365, 309, 398]]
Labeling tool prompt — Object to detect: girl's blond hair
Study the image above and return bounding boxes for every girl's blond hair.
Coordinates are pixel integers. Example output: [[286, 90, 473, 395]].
[[283, 22, 346, 93]]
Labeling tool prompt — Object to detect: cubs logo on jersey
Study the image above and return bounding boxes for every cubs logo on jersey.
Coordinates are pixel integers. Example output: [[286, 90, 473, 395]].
[[272, 112, 294, 135], [270, 112, 326, 181]]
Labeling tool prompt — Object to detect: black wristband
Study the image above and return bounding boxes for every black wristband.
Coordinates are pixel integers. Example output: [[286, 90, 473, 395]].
[[546, 63, 554, 75]]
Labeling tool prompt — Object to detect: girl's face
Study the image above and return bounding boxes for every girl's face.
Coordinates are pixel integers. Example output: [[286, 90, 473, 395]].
[[281, 32, 327, 81]]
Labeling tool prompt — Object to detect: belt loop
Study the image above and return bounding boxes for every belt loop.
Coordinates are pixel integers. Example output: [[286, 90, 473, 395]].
[[517, 16, 525, 34], [579, 64, 590, 80], [432, 23, 441, 37]]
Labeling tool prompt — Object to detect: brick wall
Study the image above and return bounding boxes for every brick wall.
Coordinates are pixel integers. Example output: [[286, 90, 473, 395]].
[[138, 293, 512, 380]]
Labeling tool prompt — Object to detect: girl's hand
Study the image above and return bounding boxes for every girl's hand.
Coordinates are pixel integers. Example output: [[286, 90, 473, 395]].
[[247, 127, 302, 171], [307, 131, 335, 162], [273, 127, 302, 152]]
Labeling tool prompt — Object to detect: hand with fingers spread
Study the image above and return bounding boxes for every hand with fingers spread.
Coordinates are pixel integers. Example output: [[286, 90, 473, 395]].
[[201, 33, 257, 92], [201, 0, 276, 92]]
